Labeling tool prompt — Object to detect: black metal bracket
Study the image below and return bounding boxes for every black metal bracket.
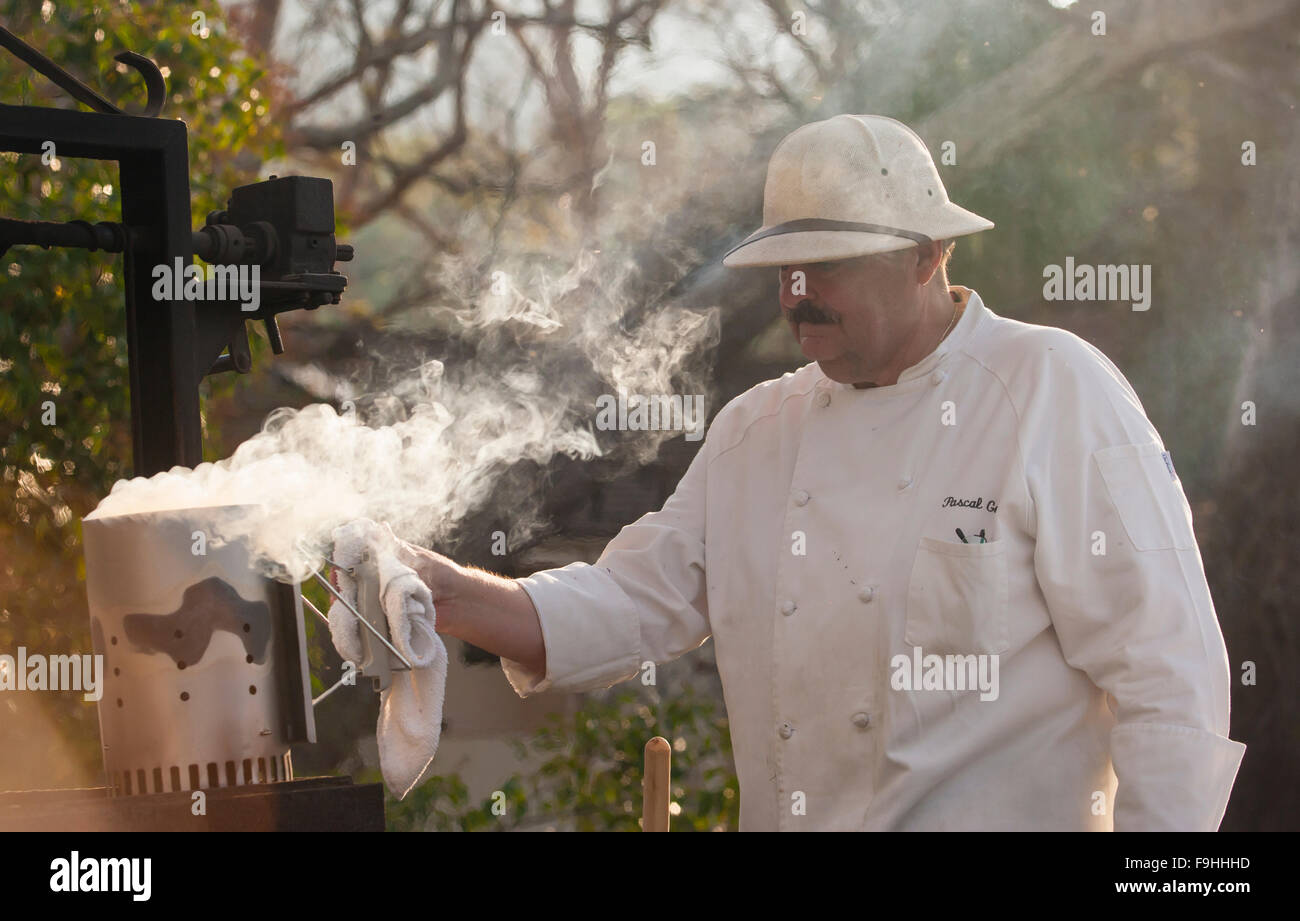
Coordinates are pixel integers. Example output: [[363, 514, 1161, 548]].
[[0, 25, 166, 117], [1, 174, 356, 380]]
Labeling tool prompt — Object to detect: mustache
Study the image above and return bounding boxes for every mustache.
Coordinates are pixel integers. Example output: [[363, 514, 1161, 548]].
[[787, 299, 838, 325]]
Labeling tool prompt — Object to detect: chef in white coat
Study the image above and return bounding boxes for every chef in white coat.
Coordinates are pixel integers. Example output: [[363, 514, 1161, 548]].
[[404, 114, 1246, 831]]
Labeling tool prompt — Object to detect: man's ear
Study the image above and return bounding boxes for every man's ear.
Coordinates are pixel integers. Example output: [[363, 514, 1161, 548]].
[[915, 241, 944, 286]]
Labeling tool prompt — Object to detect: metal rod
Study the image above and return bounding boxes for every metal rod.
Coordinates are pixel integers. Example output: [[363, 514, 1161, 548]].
[[312, 673, 350, 708], [0, 24, 123, 114], [296, 539, 353, 575], [309, 569, 414, 670], [301, 594, 330, 627], [0, 217, 133, 253]]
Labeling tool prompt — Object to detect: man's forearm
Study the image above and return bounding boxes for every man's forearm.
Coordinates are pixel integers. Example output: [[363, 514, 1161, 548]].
[[429, 563, 547, 677]]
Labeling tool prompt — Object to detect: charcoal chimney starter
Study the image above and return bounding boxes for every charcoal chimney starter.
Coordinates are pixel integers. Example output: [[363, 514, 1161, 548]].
[[82, 505, 316, 796]]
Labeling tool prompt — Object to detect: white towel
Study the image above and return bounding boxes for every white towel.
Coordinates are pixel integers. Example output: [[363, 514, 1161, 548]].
[[327, 518, 448, 800]]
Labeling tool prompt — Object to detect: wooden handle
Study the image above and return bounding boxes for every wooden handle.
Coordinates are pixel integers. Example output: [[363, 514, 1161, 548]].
[[642, 736, 671, 832]]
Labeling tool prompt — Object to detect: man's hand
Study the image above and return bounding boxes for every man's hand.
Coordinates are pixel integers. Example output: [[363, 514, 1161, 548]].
[[329, 527, 546, 676], [389, 538, 462, 607], [327, 525, 463, 627]]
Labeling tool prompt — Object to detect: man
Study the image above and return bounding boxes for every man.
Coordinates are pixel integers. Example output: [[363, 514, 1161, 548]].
[[396, 115, 1246, 830]]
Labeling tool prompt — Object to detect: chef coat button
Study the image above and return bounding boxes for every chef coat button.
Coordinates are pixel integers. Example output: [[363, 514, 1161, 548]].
[[780, 600, 797, 616], [897, 475, 913, 491], [851, 712, 873, 729], [930, 370, 948, 386], [779, 722, 794, 740], [857, 585, 875, 603], [792, 488, 810, 506], [815, 391, 832, 408]]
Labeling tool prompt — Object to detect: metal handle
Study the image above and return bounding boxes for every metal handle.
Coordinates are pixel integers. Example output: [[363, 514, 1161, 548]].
[[301, 595, 348, 707], [308, 568, 414, 670]]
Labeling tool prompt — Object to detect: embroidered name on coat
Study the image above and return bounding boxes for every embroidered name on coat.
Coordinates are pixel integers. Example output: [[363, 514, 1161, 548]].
[[942, 496, 998, 513]]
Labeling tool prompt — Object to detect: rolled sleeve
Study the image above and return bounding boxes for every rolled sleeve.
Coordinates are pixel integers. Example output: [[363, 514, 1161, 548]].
[[500, 563, 642, 697], [1110, 722, 1246, 831]]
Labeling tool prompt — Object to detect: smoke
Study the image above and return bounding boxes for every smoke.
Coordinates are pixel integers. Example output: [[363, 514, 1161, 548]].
[[87, 247, 720, 582]]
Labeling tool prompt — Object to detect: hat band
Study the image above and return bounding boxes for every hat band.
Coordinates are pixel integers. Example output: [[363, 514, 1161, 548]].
[[725, 218, 932, 260]]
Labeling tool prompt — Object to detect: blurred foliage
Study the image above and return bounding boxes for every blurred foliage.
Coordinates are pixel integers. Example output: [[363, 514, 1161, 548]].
[[0, 0, 282, 788], [385, 680, 739, 832], [384, 773, 527, 833]]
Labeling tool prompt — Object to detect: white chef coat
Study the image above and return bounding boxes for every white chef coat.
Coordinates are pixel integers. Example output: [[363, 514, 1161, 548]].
[[500, 286, 1246, 831]]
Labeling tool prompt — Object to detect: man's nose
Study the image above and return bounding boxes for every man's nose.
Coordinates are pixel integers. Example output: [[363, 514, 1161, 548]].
[[779, 265, 820, 308]]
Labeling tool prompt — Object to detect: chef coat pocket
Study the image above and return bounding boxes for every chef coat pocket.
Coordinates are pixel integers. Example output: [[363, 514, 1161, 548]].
[[905, 537, 1009, 656], [1093, 443, 1195, 551]]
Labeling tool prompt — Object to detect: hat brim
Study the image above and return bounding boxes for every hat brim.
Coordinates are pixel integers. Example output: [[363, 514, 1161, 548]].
[[722, 204, 994, 268]]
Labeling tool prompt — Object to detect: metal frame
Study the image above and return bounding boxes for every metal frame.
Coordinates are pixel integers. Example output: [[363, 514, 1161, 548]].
[[0, 101, 248, 474], [0, 20, 263, 475]]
